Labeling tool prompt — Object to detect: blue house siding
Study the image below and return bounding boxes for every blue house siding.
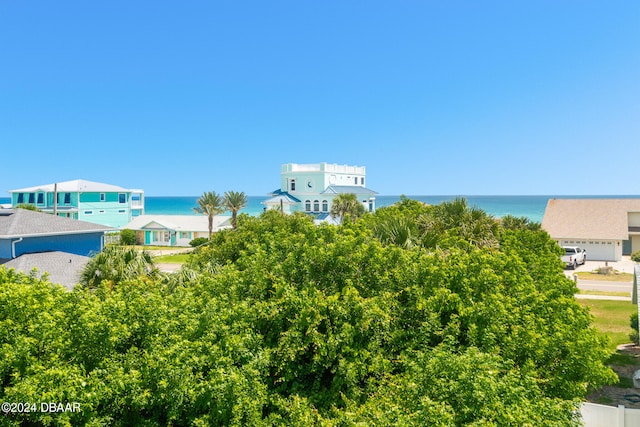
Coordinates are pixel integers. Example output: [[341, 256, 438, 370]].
[[13, 233, 104, 257], [0, 240, 12, 259]]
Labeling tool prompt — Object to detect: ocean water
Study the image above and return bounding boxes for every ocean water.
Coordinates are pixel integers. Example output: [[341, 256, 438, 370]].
[[3, 195, 640, 223], [144, 195, 640, 223]]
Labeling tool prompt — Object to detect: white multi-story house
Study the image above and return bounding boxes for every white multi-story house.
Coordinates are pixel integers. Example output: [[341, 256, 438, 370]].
[[263, 163, 378, 219]]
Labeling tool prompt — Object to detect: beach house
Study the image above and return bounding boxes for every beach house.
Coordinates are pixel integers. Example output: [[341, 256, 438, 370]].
[[8, 179, 144, 228], [124, 214, 232, 246], [262, 163, 378, 219], [542, 198, 640, 261]]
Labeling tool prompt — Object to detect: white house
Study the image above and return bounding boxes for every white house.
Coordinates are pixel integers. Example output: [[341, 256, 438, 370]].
[[542, 198, 640, 261], [262, 163, 378, 219], [124, 215, 232, 246]]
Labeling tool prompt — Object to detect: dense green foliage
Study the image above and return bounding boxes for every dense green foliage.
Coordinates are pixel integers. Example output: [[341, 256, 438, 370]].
[[330, 193, 366, 223], [119, 229, 136, 246], [189, 237, 209, 248], [0, 199, 616, 425], [631, 312, 639, 345], [79, 246, 159, 289], [631, 250, 640, 263]]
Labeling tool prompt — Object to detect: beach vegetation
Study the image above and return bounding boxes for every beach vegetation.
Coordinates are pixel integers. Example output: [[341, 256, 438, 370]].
[[330, 193, 366, 223], [119, 228, 136, 246], [0, 197, 617, 425], [189, 237, 209, 247], [78, 245, 159, 289], [14, 203, 39, 211], [223, 190, 248, 229], [193, 191, 225, 238]]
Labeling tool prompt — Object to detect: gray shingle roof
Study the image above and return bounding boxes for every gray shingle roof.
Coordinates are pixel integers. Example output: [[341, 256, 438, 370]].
[[0, 209, 112, 238], [0, 251, 89, 290]]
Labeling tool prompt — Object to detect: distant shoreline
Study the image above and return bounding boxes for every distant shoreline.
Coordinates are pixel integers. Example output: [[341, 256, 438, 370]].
[[3, 195, 640, 224]]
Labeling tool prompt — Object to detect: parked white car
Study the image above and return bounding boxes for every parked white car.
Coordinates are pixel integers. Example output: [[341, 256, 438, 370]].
[[562, 246, 586, 269]]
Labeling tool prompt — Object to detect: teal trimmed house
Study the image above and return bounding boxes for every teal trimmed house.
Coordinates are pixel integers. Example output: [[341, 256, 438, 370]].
[[262, 163, 378, 219], [9, 179, 144, 228]]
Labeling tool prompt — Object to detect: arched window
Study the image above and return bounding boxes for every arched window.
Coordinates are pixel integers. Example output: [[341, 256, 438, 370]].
[[322, 200, 328, 212], [305, 200, 311, 211], [313, 200, 320, 212]]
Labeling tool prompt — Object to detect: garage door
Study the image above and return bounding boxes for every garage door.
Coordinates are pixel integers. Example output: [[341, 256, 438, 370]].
[[560, 240, 616, 261]]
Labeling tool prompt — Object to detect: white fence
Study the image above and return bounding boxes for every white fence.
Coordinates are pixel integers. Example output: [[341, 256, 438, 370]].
[[581, 403, 640, 427]]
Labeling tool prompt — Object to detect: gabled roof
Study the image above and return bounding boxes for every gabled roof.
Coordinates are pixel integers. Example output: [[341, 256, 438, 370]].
[[124, 215, 231, 232], [9, 179, 141, 193], [0, 209, 112, 238], [0, 251, 89, 290], [542, 199, 640, 240], [321, 185, 378, 196]]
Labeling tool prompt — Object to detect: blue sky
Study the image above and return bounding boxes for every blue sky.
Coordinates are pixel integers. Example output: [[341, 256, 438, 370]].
[[1, 1, 638, 197]]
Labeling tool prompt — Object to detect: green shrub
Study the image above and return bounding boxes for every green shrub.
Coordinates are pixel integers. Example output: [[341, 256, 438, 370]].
[[631, 251, 640, 263], [120, 228, 137, 245], [189, 237, 209, 248], [631, 312, 639, 345]]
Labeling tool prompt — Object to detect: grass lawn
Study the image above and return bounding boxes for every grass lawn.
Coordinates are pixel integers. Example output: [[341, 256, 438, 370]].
[[577, 299, 637, 351], [576, 271, 634, 282], [153, 253, 191, 264]]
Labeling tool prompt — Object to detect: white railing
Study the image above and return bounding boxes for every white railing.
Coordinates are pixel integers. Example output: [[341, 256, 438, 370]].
[[581, 403, 640, 426]]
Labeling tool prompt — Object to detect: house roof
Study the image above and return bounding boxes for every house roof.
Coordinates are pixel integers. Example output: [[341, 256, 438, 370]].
[[124, 215, 232, 232], [542, 199, 640, 240], [0, 209, 112, 238], [9, 179, 141, 193], [321, 185, 378, 196], [263, 193, 302, 204], [0, 251, 89, 290]]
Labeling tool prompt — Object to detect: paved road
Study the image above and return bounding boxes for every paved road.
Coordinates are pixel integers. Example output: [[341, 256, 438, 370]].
[[575, 279, 633, 301]]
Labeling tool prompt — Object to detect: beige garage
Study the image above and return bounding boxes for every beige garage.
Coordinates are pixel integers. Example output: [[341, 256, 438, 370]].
[[542, 199, 640, 262]]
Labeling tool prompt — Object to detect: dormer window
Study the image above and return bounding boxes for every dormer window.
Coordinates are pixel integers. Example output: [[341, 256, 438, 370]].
[[290, 179, 296, 192], [100, 193, 106, 202]]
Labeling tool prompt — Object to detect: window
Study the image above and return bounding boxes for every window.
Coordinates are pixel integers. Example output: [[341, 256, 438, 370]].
[[84, 210, 93, 215], [99, 210, 105, 214], [28, 193, 35, 204], [354, 177, 358, 184], [118, 209, 126, 214], [361, 177, 364, 185], [100, 193, 106, 202], [322, 200, 328, 212], [17, 193, 24, 204], [313, 200, 320, 211], [119, 193, 126, 203], [305, 200, 311, 211], [290, 179, 296, 192], [64, 193, 71, 204], [37, 193, 44, 205]]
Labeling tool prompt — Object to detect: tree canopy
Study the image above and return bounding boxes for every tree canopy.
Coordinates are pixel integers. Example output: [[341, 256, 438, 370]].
[[0, 198, 615, 426]]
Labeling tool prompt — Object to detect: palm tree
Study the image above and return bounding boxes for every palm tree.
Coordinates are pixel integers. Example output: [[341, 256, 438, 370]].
[[194, 191, 225, 238], [224, 190, 248, 229], [79, 246, 158, 289], [330, 193, 366, 224]]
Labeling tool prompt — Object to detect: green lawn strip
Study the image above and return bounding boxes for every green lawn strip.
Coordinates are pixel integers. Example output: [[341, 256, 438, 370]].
[[153, 253, 191, 264], [577, 290, 631, 297], [576, 271, 634, 282], [577, 299, 637, 351]]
